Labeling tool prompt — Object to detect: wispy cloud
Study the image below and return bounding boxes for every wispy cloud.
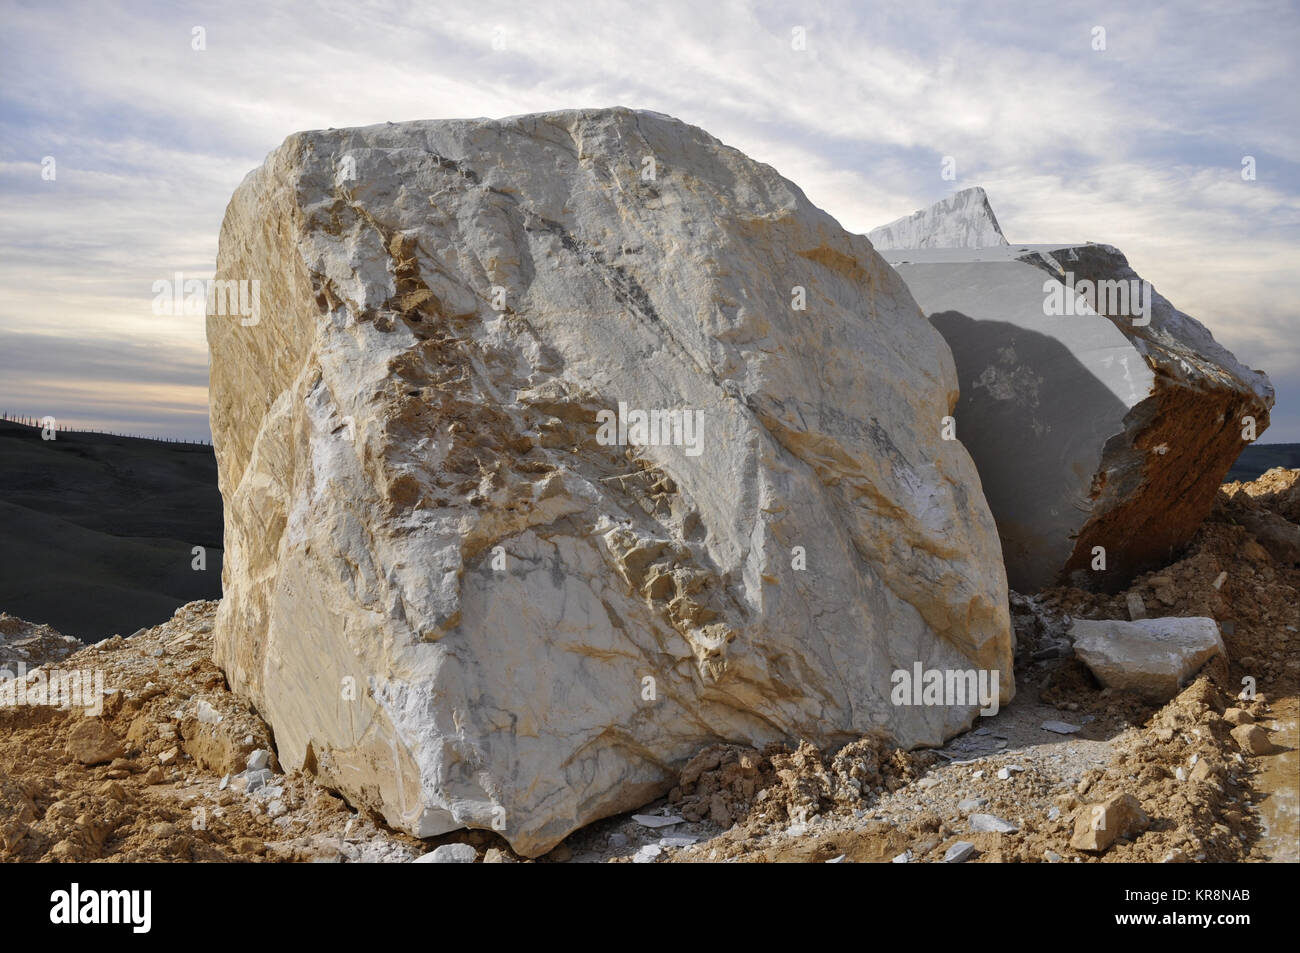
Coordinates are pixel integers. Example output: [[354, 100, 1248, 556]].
[[1, 0, 1297, 438]]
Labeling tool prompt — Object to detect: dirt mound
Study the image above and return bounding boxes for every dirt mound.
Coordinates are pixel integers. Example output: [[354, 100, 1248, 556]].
[[650, 671, 1267, 864], [666, 736, 938, 832], [0, 602, 423, 862], [0, 614, 81, 670], [1222, 466, 1300, 522], [1037, 491, 1299, 694]]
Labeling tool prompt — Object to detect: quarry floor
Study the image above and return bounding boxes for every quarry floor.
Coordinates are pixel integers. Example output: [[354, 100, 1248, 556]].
[[0, 476, 1296, 864]]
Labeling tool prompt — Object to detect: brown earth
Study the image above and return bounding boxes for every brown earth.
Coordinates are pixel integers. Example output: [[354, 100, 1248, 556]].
[[0, 602, 424, 862], [615, 468, 1300, 863], [2, 469, 1296, 863]]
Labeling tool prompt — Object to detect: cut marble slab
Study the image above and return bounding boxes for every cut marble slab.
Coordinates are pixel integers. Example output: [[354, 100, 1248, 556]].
[[875, 229, 1273, 592]]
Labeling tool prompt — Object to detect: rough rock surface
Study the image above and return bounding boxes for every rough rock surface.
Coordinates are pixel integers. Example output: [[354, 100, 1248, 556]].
[[867, 187, 1008, 251], [414, 843, 478, 863], [1230, 723, 1274, 755], [1223, 467, 1300, 523], [0, 613, 81, 670], [1069, 791, 1149, 852], [875, 194, 1274, 591], [1220, 468, 1300, 565], [206, 108, 1013, 856], [1070, 617, 1226, 701], [65, 720, 125, 766]]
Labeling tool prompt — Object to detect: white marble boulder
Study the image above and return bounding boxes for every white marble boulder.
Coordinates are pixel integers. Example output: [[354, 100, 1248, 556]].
[[206, 108, 1013, 856]]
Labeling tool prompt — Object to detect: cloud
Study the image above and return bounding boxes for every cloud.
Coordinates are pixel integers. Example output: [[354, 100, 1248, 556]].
[[0, 329, 209, 439]]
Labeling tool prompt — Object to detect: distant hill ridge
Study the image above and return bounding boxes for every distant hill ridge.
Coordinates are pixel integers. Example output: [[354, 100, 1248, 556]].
[[0, 418, 223, 640], [1228, 443, 1300, 482], [0, 412, 211, 447]]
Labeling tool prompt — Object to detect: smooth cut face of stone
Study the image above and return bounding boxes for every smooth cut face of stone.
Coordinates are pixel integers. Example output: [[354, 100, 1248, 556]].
[[873, 196, 1273, 592], [207, 108, 1014, 857]]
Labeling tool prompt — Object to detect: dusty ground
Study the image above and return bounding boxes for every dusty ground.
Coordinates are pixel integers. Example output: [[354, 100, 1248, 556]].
[[0, 603, 422, 862], [2, 470, 1296, 863]]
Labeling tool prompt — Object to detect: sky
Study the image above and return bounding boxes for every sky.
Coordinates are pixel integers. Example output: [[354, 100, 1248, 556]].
[[1, 0, 1297, 441]]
